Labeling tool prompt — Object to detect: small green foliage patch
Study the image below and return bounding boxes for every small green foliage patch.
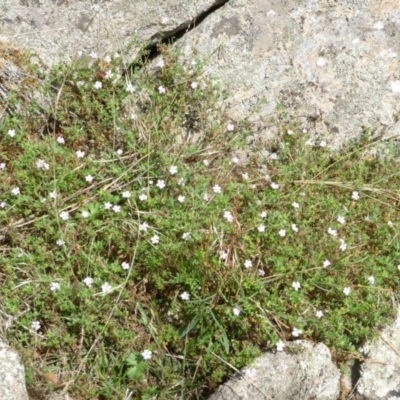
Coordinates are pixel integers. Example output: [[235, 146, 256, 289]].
[[1, 43, 400, 399]]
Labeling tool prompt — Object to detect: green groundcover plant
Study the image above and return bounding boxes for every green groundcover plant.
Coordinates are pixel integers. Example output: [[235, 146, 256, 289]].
[[1, 41, 400, 399]]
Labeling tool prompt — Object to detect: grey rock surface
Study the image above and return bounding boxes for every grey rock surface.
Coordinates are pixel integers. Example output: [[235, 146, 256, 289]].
[[0, 339, 29, 400], [0, 0, 225, 66], [356, 307, 400, 399], [207, 341, 340, 400], [177, 0, 400, 148]]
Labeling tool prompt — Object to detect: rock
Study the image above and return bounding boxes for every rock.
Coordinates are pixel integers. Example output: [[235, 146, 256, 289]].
[[356, 307, 400, 399], [177, 0, 400, 148], [0, 40, 50, 124], [0, 0, 227, 67], [207, 341, 340, 400], [0, 338, 29, 400]]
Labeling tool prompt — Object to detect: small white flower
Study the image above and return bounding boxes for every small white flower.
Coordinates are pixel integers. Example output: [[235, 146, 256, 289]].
[[270, 182, 279, 190], [337, 216, 345, 224], [343, 287, 351, 296], [57, 136, 65, 144], [244, 259, 252, 269], [112, 205, 121, 213], [89, 51, 98, 59], [315, 310, 324, 319], [203, 160, 210, 166], [49, 191, 57, 199], [287, 129, 293, 135], [36, 159, 50, 170], [327, 227, 337, 236], [76, 150, 85, 158], [261, 211, 267, 218], [83, 277, 93, 287], [116, 149, 123, 155], [182, 232, 190, 241], [374, 21, 384, 30], [141, 349, 152, 360], [151, 235, 159, 245], [302, 129, 307, 133], [126, 83, 136, 93], [178, 195, 185, 203], [292, 202, 299, 209], [0, 162, 5, 169], [278, 229, 286, 237], [391, 81, 400, 93], [292, 224, 299, 233], [224, 211, 234, 223], [388, 221, 394, 227], [156, 180, 165, 189], [81, 211, 90, 218], [258, 225, 265, 233], [339, 238, 347, 252], [292, 327, 302, 337], [320, 140, 327, 147], [56, 239, 65, 247], [191, 81, 198, 89], [220, 251, 228, 260], [169, 166, 178, 175], [213, 185, 222, 194], [158, 85, 166, 94], [244, 368, 257, 379], [233, 307, 241, 316], [131, 113, 138, 120], [368, 275, 375, 285], [242, 172, 249, 180], [101, 282, 112, 293], [104, 202, 113, 210], [85, 175, 94, 183], [11, 187, 20, 195], [270, 153, 278, 160], [121, 261, 130, 270], [317, 57, 326, 66], [139, 222, 149, 232], [292, 281, 301, 291], [50, 282, 60, 292], [31, 321, 41, 331], [226, 123, 235, 131], [94, 81, 102, 90], [139, 193, 148, 201], [258, 269, 265, 277], [104, 55, 111, 63], [7, 129, 16, 137], [276, 340, 285, 352], [203, 193, 209, 201], [0, 202, 6, 208], [105, 70, 114, 79], [351, 191, 360, 201], [60, 211, 69, 221], [180, 292, 190, 301], [122, 191, 131, 198], [178, 178, 185, 186], [232, 156, 240, 164], [323, 259, 331, 268]]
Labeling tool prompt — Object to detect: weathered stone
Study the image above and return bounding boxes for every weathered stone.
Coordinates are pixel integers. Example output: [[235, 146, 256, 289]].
[[207, 341, 340, 400], [356, 307, 400, 399], [0, 0, 226, 67], [0, 338, 29, 400], [177, 0, 400, 148]]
